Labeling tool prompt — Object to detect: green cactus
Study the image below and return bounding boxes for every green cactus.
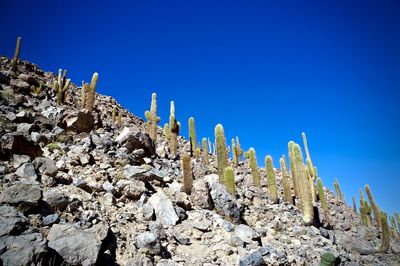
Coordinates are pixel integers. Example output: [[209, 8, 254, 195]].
[[117, 111, 122, 127], [215, 124, 228, 184], [379, 211, 390, 253], [365, 184, 381, 227], [352, 195, 357, 213], [164, 123, 170, 140], [280, 155, 292, 203], [195, 147, 200, 159], [53, 69, 71, 105], [288, 141, 299, 198], [189, 117, 196, 156], [334, 179, 342, 203], [244, 151, 249, 160], [235, 136, 243, 161], [202, 138, 209, 164], [145, 93, 161, 143], [181, 154, 192, 195], [231, 138, 238, 166], [395, 212, 400, 232], [112, 106, 117, 124], [224, 166, 236, 197], [11, 36, 21, 72], [266, 155, 278, 204], [82, 72, 98, 112], [389, 216, 399, 239], [317, 178, 329, 213], [248, 148, 261, 187], [320, 252, 336, 266], [168, 101, 180, 155], [359, 189, 368, 226]]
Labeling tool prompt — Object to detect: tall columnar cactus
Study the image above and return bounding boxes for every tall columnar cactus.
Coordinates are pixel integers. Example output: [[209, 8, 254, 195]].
[[352, 196, 357, 213], [396, 212, 400, 232], [365, 185, 381, 227], [248, 148, 261, 187], [266, 155, 278, 204], [334, 179, 342, 203], [112, 106, 117, 124], [80, 81, 87, 109], [359, 189, 368, 226], [280, 155, 292, 203], [215, 124, 228, 184], [288, 141, 299, 198], [379, 211, 390, 253], [224, 166, 236, 197], [11, 36, 21, 72], [302, 132, 315, 179], [231, 138, 238, 166], [389, 216, 399, 239], [145, 93, 161, 142], [202, 138, 209, 164], [317, 178, 329, 213], [181, 154, 192, 195], [235, 136, 243, 161], [53, 69, 71, 105], [164, 123, 170, 140], [168, 101, 180, 155], [117, 111, 122, 127], [82, 72, 98, 112], [188, 117, 196, 156]]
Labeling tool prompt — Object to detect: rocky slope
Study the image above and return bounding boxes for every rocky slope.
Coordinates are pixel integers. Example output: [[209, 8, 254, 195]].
[[0, 56, 399, 265]]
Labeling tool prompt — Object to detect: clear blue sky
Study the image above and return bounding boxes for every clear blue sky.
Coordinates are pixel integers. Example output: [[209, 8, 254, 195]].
[[1, 0, 399, 216]]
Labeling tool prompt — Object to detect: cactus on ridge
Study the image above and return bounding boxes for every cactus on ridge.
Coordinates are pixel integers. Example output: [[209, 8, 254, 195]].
[[164, 123, 170, 140], [188, 117, 196, 156], [202, 138, 209, 164], [389, 216, 399, 239], [84, 72, 98, 112], [145, 93, 161, 143], [53, 69, 71, 105], [181, 154, 193, 195], [235, 136, 243, 161], [112, 106, 117, 124], [11, 36, 21, 72], [266, 155, 278, 204], [288, 141, 299, 198], [248, 148, 261, 187], [379, 211, 390, 253], [334, 179, 342, 203], [168, 101, 180, 155], [215, 124, 228, 184], [117, 111, 122, 127], [231, 138, 238, 166], [224, 166, 236, 197], [280, 155, 292, 203], [365, 184, 381, 227], [317, 178, 329, 213]]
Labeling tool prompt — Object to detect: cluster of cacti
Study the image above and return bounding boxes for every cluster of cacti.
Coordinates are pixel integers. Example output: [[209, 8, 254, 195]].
[[280, 156, 292, 203], [202, 138, 209, 164], [189, 117, 196, 156], [145, 93, 161, 143], [231, 138, 238, 166], [181, 154, 193, 194], [80, 72, 99, 111], [215, 124, 228, 184], [53, 69, 71, 105], [248, 148, 261, 187], [266, 155, 278, 204], [164, 101, 181, 155], [379, 211, 390, 252], [11, 36, 21, 72], [30, 83, 44, 96], [224, 166, 235, 197], [364, 185, 381, 227], [317, 178, 329, 213]]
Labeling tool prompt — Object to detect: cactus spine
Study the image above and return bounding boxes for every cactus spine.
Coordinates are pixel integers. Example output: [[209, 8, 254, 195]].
[[248, 148, 261, 187], [364, 185, 381, 227], [231, 138, 238, 166], [53, 69, 71, 105], [202, 138, 209, 164], [215, 124, 228, 184], [224, 166, 236, 197], [168, 101, 180, 155], [280, 156, 292, 203], [379, 211, 390, 252], [265, 155, 278, 204], [11, 36, 21, 72], [288, 141, 299, 198], [181, 154, 192, 195], [188, 117, 196, 156], [144, 93, 161, 143], [317, 178, 329, 213]]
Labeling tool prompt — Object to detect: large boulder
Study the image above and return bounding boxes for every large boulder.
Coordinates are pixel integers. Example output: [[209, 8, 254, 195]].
[[124, 164, 164, 183], [15, 162, 38, 182], [115, 126, 155, 157], [47, 222, 112, 266], [190, 179, 213, 209], [148, 189, 179, 228], [62, 110, 94, 133], [0, 205, 29, 237], [33, 157, 58, 177], [335, 231, 377, 255], [1, 134, 43, 159], [210, 183, 243, 224], [0, 183, 42, 210]]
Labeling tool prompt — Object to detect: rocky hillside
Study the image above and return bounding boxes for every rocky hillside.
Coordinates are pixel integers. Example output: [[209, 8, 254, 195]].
[[0, 55, 399, 266]]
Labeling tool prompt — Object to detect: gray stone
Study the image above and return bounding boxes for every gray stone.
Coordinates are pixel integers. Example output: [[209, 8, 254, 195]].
[[0, 232, 48, 265], [33, 157, 58, 177], [148, 189, 179, 227], [115, 126, 155, 157], [335, 231, 376, 255], [234, 224, 259, 244], [0, 183, 42, 207], [239, 249, 264, 266], [15, 163, 38, 181], [47, 222, 110, 266], [117, 179, 147, 200], [136, 232, 161, 255], [43, 188, 70, 211], [43, 213, 59, 226], [210, 183, 243, 224], [102, 181, 114, 192], [12, 154, 30, 169], [16, 123, 34, 134], [1, 134, 43, 158], [0, 205, 28, 237], [62, 110, 94, 133], [191, 179, 213, 209], [124, 164, 164, 183], [171, 230, 190, 245]]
